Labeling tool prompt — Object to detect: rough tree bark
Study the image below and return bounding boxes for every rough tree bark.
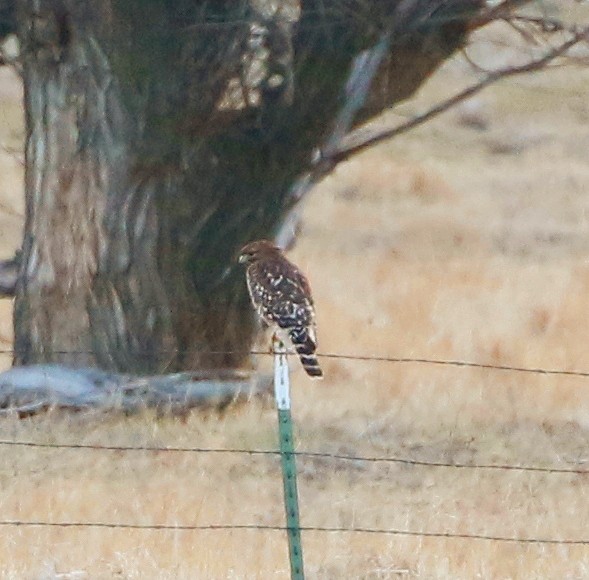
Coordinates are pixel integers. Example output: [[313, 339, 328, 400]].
[[8, 0, 483, 374]]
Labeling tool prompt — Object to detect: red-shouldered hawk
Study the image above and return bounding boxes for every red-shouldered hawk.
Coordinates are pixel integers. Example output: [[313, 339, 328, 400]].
[[238, 240, 323, 379]]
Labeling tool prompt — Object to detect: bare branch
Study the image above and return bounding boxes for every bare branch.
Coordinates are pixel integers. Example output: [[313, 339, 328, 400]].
[[321, 25, 589, 170], [278, 13, 589, 234], [284, 0, 469, 211], [278, 2, 585, 245]]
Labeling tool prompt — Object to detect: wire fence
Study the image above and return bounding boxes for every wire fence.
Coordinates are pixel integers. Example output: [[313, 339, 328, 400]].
[[0, 521, 588, 546], [2, 348, 589, 378], [0, 439, 586, 474], [1, 350, 589, 552]]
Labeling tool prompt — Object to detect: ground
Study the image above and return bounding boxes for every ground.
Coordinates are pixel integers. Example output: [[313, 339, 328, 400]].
[[1, 14, 589, 579]]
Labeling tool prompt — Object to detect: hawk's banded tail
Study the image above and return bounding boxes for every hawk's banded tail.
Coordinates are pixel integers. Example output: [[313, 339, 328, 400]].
[[289, 326, 323, 379]]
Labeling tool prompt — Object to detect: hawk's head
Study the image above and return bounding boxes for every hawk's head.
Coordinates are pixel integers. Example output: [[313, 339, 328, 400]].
[[238, 239, 282, 264]]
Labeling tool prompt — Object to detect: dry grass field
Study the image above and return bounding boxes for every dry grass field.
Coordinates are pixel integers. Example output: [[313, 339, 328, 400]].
[[1, 16, 589, 579]]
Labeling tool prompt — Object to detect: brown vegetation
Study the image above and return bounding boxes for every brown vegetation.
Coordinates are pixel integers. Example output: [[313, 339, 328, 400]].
[[1, 18, 589, 578]]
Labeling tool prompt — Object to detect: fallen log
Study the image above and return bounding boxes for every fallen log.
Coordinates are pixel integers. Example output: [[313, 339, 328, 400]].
[[0, 364, 271, 416]]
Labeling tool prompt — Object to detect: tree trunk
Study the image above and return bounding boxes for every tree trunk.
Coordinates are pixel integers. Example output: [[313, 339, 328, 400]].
[[13, 0, 479, 373]]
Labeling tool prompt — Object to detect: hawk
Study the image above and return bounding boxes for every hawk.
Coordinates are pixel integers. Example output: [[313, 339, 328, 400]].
[[238, 240, 323, 379]]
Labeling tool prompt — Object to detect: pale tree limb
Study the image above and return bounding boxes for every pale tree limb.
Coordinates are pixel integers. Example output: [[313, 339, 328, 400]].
[[278, 0, 448, 242], [275, 31, 393, 247]]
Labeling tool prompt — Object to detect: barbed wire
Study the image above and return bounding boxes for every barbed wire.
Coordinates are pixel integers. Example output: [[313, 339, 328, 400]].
[[0, 345, 587, 554], [0, 520, 586, 545], [319, 354, 589, 378], [0, 439, 586, 475], [0, 350, 586, 473], [1, 348, 589, 379]]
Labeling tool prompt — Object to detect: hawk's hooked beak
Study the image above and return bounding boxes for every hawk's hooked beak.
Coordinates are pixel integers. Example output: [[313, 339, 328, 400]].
[[238, 253, 248, 264]]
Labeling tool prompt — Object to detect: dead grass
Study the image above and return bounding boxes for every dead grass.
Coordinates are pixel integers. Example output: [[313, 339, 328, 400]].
[[1, 17, 589, 579]]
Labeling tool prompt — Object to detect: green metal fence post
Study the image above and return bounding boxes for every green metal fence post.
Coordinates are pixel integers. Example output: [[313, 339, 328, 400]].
[[273, 337, 305, 580]]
